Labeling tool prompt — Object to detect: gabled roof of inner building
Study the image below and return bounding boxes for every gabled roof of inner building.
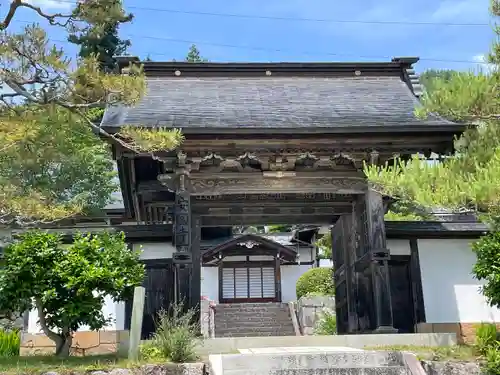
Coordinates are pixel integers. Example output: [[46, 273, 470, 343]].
[[201, 233, 298, 262]]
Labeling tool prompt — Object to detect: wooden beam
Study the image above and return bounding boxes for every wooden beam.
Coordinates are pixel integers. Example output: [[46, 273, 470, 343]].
[[193, 205, 351, 216], [186, 173, 367, 195], [201, 214, 337, 226]]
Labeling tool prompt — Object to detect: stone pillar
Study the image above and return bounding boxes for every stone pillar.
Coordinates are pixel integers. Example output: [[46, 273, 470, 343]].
[[365, 189, 396, 333]]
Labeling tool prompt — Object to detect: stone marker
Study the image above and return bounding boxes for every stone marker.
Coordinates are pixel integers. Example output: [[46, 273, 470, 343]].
[[128, 286, 145, 361]]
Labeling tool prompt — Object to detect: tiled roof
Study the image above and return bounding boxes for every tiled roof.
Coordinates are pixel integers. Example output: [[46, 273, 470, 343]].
[[101, 75, 454, 129]]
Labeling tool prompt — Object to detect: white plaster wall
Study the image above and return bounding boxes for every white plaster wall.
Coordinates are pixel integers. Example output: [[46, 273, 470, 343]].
[[281, 264, 314, 302], [297, 246, 314, 262], [133, 242, 176, 259], [387, 239, 411, 256], [418, 238, 500, 324], [28, 241, 175, 333], [201, 267, 219, 302]]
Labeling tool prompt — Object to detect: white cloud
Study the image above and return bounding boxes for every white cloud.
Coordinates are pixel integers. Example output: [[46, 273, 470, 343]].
[[431, 0, 488, 22], [472, 53, 496, 72], [25, 0, 72, 10]]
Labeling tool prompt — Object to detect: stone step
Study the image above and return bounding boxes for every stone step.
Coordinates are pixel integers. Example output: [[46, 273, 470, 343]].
[[208, 351, 415, 375], [215, 322, 292, 329], [215, 323, 295, 330], [215, 314, 291, 321], [216, 305, 289, 311], [214, 303, 294, 337], [216, 331, 296, 337]]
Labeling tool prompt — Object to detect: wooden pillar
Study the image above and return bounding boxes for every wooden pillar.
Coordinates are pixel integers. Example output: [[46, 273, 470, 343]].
[[190, 216, 201, 314], [275, 255, 282, 302], [174, 190, 192, 308], [331, 214, 358, 334], [365, 189, 396, 332]]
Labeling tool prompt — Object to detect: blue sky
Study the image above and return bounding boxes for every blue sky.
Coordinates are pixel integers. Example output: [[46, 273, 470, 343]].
[[0, 0, 493, 72]]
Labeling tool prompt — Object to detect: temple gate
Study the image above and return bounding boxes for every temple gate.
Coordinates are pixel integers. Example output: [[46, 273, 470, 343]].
[[102, 57, 464, 334]]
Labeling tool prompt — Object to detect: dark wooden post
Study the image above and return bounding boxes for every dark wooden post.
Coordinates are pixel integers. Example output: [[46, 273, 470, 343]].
[[365, 189, 396, 333], [331, 214, 358, 334], [275, 255, 282, 302], [190, 215, 202, 314], [174, 188, 192, 308]]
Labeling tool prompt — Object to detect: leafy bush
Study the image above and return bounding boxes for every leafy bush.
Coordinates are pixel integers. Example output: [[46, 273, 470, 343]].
[[0, 329, 20, 357], [139, 341, 163, 361], [314, 309, 337, 335], [474, 323, 500, 374], [296, 267, 335, 299], [0, 230, 144, 357], [149, 302, 201, 363], [484, 347, 500, 375], [472, 232, 500, 309], [476, 322, 498, 355]]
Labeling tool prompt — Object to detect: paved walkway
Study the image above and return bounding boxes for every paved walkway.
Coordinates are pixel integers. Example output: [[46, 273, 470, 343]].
[[237, 346, 364, 354]]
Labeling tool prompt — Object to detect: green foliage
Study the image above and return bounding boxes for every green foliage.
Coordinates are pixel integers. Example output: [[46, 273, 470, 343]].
[[296, 267, 335, 299], [0, 1, 182, 224], [474, 323, 500, 374], [0, 105, 117, 223], [365, 1, 500, 221], [149, 302, 201, 363], [0, 330, 20, 357], [475, 323, 499, 355], [68, 6, 132, 72], [484, 346, 500, 375], [316, 234, 332, 260], [0, 230, 144, 356], [419, 69, 456, 94], [314, 309, 337, 335], [267, 225, 292, 233], [472, 233, 500, 309], [186, 44, 207, 62], [139, 341, 163, 361]]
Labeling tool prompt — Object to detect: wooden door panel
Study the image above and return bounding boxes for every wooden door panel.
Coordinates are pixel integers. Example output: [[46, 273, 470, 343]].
[[389, 258, 415, 333]]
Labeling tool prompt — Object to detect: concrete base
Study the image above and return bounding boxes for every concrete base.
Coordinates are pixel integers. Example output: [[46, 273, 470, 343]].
[[196, 332, 457, 356]]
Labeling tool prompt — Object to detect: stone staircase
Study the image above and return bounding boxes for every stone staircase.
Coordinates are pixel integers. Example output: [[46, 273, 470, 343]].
[[214, 302, 296, 337]]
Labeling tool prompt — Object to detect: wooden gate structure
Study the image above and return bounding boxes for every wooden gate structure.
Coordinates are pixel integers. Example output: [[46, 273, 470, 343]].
[[102, 57, 465, 334]]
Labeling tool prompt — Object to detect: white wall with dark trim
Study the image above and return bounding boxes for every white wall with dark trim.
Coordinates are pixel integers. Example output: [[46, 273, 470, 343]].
[[418, 238, 500, 324]]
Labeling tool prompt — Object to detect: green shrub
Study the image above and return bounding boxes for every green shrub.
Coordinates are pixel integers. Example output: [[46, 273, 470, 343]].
[[314, 309, 337, 335], [149, 302, 201, 363], [139, 341, 163, 361], [0, 329, 20, 357], [296, 267, 335, 299], [475, 322, 498, 355], [483, 346, 500, 375]]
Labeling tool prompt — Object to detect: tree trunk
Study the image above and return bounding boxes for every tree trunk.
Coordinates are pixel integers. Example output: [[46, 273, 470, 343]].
[[54, 334, 72, 357], [35, 298, 72, 357]]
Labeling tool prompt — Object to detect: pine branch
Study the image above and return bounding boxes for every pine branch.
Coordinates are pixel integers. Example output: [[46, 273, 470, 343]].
[[0, 0, 74, 31]]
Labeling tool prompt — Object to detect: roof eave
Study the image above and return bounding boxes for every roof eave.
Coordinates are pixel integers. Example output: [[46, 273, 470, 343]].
[[101, 123, 467, 136]]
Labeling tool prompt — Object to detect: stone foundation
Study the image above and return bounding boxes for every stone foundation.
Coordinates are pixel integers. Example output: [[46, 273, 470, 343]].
[[20, 330, 129, 356], [27, 363, 205, 375], [416, 322, 500, 345], [296, 296, 336, 335]]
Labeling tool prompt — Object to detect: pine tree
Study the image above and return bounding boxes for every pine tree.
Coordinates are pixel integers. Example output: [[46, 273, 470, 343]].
[[366, 0, 500, 222], [186, 44, 208, 62], [0, 1, 182, 225], [68, 1, 132, 72]]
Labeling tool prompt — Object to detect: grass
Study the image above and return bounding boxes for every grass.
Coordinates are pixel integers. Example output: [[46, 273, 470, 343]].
[[364, 345, 479, 361], [0, 354, 177, 375]]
